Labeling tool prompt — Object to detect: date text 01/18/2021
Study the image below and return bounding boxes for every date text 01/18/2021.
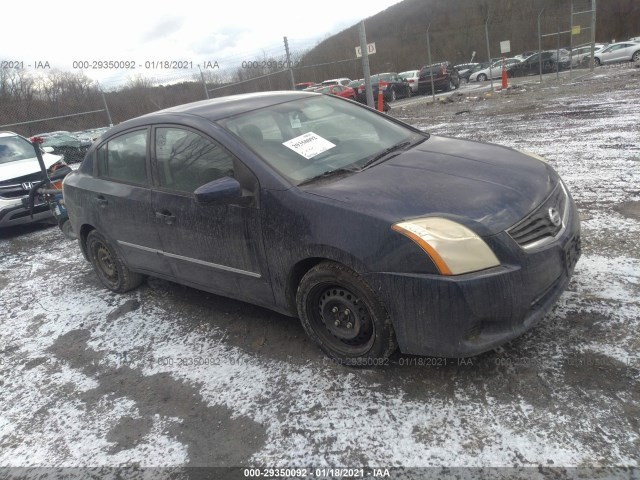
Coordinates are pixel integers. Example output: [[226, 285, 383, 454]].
[[243, 467, 391, 477]]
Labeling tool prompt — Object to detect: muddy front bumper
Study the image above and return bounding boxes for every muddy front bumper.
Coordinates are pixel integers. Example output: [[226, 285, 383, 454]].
[[363, 200, 581, 358]]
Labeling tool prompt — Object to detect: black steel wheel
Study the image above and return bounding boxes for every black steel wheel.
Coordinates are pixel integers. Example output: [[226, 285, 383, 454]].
[[86, 230, 144, 293], [297, 262, 397, 365]]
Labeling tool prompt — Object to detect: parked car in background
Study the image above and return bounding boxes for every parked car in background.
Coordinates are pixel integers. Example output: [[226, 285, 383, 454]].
[[358, 73, 411, 101], [398, 70, 420, 94], [459, 62, 490, 82], [321, 78, 352, 86], [594, 41, 640, 65], [570, 44, 605, 66], [454, 63, 479, 83], [550, 49, 571, 70], [418, 62, 459, 94], [39, 133, 89, 164], [469, 58, 521, 81], [0, 131, 66, 227], [295, 82, 316, 90], [347, 79, 364, 95], [315, 84, 357, 100], [510, 52, 559, 76], [62, 91, 580, 363]]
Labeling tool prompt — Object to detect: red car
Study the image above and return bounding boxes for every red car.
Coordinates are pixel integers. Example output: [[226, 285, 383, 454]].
[[314, 84, 356, 100]]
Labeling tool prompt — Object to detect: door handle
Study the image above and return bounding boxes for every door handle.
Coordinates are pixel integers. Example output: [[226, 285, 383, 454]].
[[95, 195, 108, 208], [155, 210, 176, 225]]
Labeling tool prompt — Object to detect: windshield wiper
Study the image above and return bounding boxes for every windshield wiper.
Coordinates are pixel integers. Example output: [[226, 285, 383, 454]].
[[359, 141, 412, 170], [297, 168, 357, 186]]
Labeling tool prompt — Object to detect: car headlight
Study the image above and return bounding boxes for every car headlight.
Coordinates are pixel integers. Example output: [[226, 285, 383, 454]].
[[392, 217, 500, 275]]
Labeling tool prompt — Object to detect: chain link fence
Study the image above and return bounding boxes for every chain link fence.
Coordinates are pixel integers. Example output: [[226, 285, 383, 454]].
[[0, 0, 614, 138]]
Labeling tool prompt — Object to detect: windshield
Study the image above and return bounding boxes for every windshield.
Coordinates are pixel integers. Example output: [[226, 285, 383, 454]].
[[0, 135, 37, 165], [218, 95, 425, 185]]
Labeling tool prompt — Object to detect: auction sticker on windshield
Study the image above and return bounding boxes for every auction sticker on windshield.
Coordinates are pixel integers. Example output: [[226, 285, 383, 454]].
[[283, 132, 335, 159]]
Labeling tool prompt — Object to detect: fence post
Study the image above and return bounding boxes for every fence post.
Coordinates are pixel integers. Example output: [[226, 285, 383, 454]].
[[426, 23, 435, 103], [538, 9, 544, 83], [485, 13, 494, 91], [97, 82, 113, 127], [590, 0, 596, 72], [199, 66, 210, 99], [283, 36, 296, 90]]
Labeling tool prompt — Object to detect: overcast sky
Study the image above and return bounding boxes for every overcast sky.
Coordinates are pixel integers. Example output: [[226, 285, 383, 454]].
[[2, 0, 403, 86]]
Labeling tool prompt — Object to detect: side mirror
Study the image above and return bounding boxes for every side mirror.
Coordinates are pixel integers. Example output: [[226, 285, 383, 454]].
[[42, 146, 54, 153], [194, 176, 242, 204]]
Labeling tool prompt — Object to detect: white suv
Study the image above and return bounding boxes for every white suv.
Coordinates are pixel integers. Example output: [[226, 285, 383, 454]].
[[0, 131, 65, 228], [321, 78, 352, 86]]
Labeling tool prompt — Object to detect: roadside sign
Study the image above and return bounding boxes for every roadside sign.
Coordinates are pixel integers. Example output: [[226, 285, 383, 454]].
[[356, 42, 376, 58], [572, 25, 581, 35], [500, 41, 511, 54]]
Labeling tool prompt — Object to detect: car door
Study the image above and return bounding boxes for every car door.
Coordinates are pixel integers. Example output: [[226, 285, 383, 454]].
[[600, 45, 626, 63], [615, 43, 634, 61], [92, 128, 172, 276], [150, 125, 273, 305]]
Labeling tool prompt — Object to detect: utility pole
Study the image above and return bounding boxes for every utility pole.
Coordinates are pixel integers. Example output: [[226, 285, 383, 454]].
[[359, 20, 374, 108], [283, 36, 296, 89]]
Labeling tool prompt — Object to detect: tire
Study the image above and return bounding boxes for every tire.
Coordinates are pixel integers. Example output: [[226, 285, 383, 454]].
[[478, 73, 487, 82], [632, 51, 640, 63], [594, 57, 601, 66], [86, 230, 144, 293], [444, 79, 453, 91], [390, 89, 397, 102], [296, 262, 397, 365]]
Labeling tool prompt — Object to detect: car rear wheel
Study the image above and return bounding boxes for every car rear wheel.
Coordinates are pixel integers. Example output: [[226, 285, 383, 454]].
[[594, 57, 601, 66], [477, 73, 487, 82], [632, 51, 640, 62], [390, 89, 397, 101], [87, 230, 144, 293], [297, 262, 397, 365]]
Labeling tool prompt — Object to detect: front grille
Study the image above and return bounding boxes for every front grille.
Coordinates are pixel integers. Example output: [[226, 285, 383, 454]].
[[508, 183, 568, 249], [0, 171, 47, 199]]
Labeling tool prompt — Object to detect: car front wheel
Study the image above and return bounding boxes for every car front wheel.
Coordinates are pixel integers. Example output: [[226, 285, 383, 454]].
[[632, 51, 640, 63], [594, 57, 601, 66], [297, 262, 397, 365], [477, 73, 487, 82], [86, 230, 144, 293]]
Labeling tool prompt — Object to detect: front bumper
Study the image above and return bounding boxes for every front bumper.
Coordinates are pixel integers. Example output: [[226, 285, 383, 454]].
[[0, 197, 53, 228], [363, 196, 581, 357]]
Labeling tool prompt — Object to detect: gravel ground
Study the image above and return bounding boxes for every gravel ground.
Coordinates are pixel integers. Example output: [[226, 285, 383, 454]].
[[0, 66, 639, 478]]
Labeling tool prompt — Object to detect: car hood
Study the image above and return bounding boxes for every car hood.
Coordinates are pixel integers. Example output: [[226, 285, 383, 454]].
[[0, 153, 62, 182], [302, 135, 557, 236]]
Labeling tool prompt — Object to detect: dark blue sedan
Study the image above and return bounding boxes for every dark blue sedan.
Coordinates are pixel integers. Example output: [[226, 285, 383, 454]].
[[62, 91, 580, 365]]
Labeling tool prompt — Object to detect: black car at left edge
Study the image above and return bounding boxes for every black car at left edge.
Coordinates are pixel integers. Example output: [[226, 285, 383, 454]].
[[62, 91, 580, 365]]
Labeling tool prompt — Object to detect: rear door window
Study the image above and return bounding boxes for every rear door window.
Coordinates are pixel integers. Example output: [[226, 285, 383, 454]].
[[97, 130, 148, 184]]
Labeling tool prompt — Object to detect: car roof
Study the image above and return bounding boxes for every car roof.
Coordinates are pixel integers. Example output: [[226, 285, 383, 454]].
[[115, 91, 316, 130], [0, 131, 18, 138]]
